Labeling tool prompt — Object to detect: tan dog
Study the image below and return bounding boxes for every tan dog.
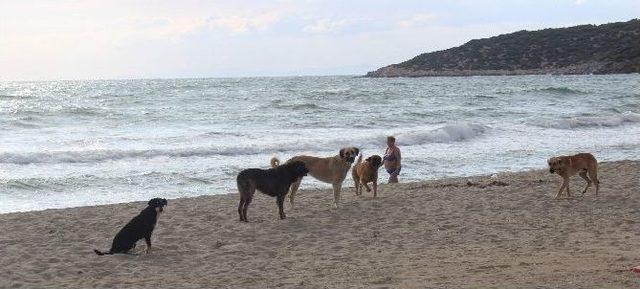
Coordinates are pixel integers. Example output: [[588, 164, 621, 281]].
[[352, 154, 383, 197], [547, 153, 600, 199], [271, 147, 359, 208]]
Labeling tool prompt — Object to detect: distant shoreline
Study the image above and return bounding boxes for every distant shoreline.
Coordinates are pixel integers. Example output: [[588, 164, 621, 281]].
[[365, 69, 640, 78]]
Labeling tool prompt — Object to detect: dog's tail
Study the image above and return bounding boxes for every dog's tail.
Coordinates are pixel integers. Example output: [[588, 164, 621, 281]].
[[270, 156, 280, 168], [93, 249, 112, 256]]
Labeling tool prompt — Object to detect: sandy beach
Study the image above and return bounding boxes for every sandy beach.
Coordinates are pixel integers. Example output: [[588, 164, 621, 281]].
[[2, 160, 640, 288]]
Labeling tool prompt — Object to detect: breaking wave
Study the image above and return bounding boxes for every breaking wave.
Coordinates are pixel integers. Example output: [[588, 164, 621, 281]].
[[525, 87, 585, 94], [532, 112, 640, 129], [0, 122, 489, 165], [398, 123, 489, 145]]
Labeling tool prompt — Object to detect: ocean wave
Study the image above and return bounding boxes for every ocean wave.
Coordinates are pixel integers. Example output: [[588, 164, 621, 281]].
[[276, 103, 329, 110], [9, 120, 41, 129], [2, 179, 46, 190], [0, 147, 246, 165], [0, 94, 21, 99], [525, 87, 585, 94], [1, 172, 216, 191], [0, 143, 334, 165], [64, 107, 105, 116], [321, 88, 350, 95], [0, 122, 489, 165], [398, 123, 489, 145], [532, 111, 640, 129], [264, 100, 338, 112], [473, 94, 498, 99], [309, 87, 351, 95]]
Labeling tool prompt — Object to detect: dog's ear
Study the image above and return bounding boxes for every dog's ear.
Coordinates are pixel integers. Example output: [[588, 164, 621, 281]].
[[148, 198, 156, 207], [339, 148, 346, 159], [353, 147, 360, 156], [373, 156, 382, 167]]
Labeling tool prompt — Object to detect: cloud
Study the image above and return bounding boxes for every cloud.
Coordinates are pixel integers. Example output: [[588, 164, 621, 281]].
[[1, 0, 636, 80], [125, 9, 292, 38], [208, 11, 286, 34], [303, 19, 349, 33], [134, 18, 206, 40], [397, 13, 437, 28]]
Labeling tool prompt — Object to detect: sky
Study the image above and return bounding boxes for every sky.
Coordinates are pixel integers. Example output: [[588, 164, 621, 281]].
[[0, 0, 638, 80]]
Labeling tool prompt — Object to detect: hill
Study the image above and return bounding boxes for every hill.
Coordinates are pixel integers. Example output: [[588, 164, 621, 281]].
[[366, 19, 640, 77]]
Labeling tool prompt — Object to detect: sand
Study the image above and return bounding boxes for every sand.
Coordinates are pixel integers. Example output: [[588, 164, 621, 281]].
[[2, 160, 640, 289]]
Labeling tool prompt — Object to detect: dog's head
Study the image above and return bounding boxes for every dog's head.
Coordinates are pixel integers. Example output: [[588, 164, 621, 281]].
[[366, 155, 383, 168], [339, 147, 360, 163], [547, 157, 564, 174], [148, 198, 168, 213], [289, 161, 309, 177]]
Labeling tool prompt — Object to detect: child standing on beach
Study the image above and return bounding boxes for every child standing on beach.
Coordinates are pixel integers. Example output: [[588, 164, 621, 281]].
[[383, 136, 401, 183]]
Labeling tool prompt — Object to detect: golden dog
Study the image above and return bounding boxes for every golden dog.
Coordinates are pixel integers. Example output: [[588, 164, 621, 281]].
[[352, 155, 383, 197], [547, 153, 600, 199], [271, 147, 359, 208]]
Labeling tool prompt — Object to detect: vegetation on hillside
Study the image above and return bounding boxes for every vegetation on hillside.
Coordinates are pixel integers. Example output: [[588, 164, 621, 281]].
[[367, 19, 640, 77]]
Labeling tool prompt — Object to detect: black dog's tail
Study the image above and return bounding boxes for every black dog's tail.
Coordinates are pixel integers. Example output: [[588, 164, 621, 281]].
[[270, 156, 280, 168], [93, 249, 112, 256]]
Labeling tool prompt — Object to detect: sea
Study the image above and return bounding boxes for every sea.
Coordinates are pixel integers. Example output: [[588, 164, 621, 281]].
[[1, 74, 639, 213]]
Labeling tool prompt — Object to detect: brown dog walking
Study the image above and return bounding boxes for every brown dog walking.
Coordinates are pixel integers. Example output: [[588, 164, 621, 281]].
[[352, 154, 383, 197], [547, 153, 600, 199]]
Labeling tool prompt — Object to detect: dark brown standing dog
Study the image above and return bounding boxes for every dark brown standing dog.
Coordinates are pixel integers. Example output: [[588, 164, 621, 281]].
[[270, 147, 359, 208], [236, 161, 308, 222], [547, 153, 600, 199], [352, 154, 383, 197]]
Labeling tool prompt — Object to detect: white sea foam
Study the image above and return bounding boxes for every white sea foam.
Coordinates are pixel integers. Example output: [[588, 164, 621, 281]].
[[533, 111, 640, 129], [398, 123, 489, 145], [2, 75, 639, 213], [0, 122, 489, 165]]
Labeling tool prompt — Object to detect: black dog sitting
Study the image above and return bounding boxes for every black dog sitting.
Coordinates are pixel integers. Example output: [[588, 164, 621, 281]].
[[237, 161, 308, 222], [94, 198, 167, 255]]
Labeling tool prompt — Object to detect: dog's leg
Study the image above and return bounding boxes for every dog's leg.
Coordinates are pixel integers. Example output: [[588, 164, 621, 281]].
[[242, 196, 252, 222], [288, 178, 302, 208], [277, 194, 286, 220], [555, 180, 567, 199], [238, 197, 246, 222], [588, 169, 599, 196], [363, 182, 372, 192], [579, 171, 591, 195], [332, 182, 342, 208], [237, 181, 252, 222], [372, 179, 378, 198], [353, 177, 360, 196], [352, 171, 359, 196], [565, 179, 572, 198], [144, 235, 152, 254]]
